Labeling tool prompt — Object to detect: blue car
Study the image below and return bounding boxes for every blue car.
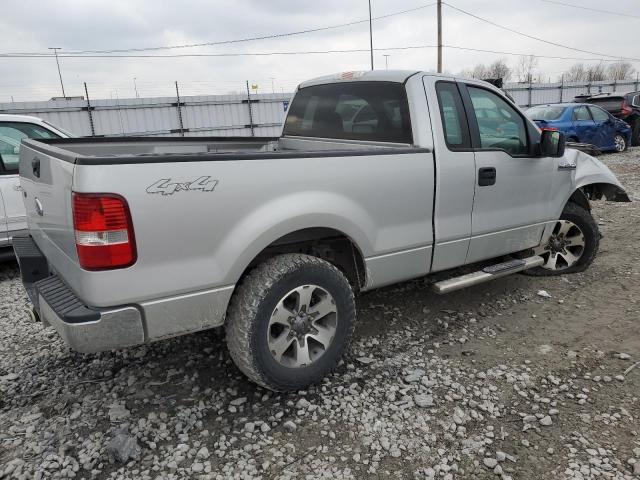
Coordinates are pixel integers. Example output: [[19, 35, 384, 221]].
[[525, 103, 631, 152]]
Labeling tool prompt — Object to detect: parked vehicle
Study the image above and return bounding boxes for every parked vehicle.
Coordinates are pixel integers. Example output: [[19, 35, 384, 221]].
[[575, 91, 640, 146], [0, 115, 71, 257], [15, 71, 629, 391], [525, 103, 631, 153]]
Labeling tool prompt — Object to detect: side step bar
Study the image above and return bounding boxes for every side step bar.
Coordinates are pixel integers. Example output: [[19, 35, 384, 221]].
[[432, 256, 544, 294]]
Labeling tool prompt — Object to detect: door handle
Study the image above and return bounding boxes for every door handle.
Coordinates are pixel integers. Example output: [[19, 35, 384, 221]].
[[32, 157, 41, 178], [478, 167, 496, 186]]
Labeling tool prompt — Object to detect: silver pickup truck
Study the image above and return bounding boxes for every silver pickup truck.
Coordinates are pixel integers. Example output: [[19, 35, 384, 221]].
[[15, 71, 629, 391]]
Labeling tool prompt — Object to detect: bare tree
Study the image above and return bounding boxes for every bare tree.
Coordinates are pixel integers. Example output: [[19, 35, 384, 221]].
[[486, 59, 512, 82], [564, 63, 588, 82], [516, 55, 538, 83], [586, 63, 606, 82], [607, 61, 636, 81], [459, 59, 512, 81]]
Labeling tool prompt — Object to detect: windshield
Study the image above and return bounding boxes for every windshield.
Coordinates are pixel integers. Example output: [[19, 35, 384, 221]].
[[525, 106, 566, 121]]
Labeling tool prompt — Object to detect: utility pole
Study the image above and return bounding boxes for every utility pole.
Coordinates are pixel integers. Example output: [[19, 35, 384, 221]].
[[437, 0, 443, 73], [48, 47, 66, 98], [368, 0, 374, 70], [133, 77, 139, 98], [383, 54, 390, 70], [270, 77, 275, 94]]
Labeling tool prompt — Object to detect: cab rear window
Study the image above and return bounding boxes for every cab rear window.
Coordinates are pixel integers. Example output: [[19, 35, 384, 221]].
[[283, 82, 413, 144]]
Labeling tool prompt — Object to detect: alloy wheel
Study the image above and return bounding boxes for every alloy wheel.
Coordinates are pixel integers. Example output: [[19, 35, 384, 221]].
[[614, 134, 626, 152], [533, 220, 586, 271], [267, 285, 338, 368]]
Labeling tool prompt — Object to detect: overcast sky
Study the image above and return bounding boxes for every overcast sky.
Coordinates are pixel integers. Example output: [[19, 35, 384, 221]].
[[1, 0, 638, 102]]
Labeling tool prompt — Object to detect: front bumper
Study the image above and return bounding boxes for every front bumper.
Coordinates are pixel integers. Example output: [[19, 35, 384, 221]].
[[13, 236, 145, 353]]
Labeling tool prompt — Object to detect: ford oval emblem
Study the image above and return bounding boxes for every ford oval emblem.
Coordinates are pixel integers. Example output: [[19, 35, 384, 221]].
[[35, 198, 44, 216]]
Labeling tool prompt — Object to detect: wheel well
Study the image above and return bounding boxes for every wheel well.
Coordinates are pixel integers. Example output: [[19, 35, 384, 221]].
[[241, 228, 367, 290]]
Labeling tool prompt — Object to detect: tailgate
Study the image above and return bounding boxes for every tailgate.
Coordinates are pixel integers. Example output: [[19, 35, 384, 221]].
[[19, 140, 77, 264]]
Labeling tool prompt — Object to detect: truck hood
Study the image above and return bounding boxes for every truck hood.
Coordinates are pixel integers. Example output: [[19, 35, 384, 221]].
[[565, 147, 631, 202]]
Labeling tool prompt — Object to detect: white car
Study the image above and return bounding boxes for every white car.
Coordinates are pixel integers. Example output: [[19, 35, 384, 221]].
[[0, 114, 72, 257]]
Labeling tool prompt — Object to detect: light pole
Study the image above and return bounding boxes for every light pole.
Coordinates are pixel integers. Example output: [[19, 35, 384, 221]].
[[270, 77, 275, 94], [437, 0, 442, 73], [383, 54, 390, 70], [48, 47, 66, 98], [133, 77, 139, 98], [368, 0, 374, 70]]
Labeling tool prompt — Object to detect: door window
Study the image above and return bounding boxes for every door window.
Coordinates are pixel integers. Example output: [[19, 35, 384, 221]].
[[467, 86, 529, 156], [572, 106, 592, 121], [0, 122, 60, 172], [588, 106, 610, 122], [435, 82, 471, 150]]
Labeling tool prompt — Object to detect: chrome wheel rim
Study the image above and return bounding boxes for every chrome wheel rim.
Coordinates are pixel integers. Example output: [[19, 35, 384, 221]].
[[614, 135, 625, 152], [267, 285, 338, 368], [533, 220, 586, 271]]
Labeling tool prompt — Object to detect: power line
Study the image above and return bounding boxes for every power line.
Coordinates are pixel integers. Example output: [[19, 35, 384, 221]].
[[2, 44, 638, 64], [442, 45, 639, 63], [540, 0, 640, 19], [0, 3, 436, 57], [442, 1, 640, 62]]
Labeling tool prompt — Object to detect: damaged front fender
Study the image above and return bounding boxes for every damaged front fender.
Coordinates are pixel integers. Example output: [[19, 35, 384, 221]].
[[567, 149, 631, 204]]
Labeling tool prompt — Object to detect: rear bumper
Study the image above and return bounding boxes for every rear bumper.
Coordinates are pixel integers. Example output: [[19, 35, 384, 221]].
[[13, 236, 145, 353]]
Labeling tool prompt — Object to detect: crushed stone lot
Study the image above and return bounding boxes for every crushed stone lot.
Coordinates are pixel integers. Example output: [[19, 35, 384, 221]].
[[1, 148, 639, 480]]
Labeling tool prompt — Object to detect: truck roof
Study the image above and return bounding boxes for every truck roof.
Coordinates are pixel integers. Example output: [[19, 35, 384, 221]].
[[299, 70, 423, 88], [0, 113, 47, 123]]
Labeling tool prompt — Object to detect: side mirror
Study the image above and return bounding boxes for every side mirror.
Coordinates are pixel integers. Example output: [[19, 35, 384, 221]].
[[540, 129, 566, 158]]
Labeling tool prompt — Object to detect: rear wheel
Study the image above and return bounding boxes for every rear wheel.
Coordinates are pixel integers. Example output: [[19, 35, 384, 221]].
[[567, 136, 578, 143], [613, 133, 627, 152], [525, 202, 599, 276], [225, 254, 356, 391]]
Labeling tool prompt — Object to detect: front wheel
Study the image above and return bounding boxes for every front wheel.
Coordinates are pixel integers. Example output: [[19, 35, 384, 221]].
[[226, 254, 356, 391], [525, 202, 600, 276], [613, 133, 628, 152]]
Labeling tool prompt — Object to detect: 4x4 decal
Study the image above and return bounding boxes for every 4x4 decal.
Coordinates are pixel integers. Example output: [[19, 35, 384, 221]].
[[146, 176, 218, 196]]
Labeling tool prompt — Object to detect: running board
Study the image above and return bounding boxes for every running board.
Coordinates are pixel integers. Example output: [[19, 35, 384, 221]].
[[432, 256, 544, 294]]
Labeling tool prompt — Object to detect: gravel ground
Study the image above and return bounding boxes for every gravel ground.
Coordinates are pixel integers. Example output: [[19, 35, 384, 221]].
[[1, 148, 639, 480]]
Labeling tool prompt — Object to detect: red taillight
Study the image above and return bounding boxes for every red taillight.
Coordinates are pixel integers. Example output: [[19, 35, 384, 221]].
[[542, 127, 559, 131], [72, 193, 136, 270]]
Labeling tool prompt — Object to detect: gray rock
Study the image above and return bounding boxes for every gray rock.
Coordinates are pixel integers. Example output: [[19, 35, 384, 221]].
[[196, 446, 210, 459], [483, 457, 498, 468], [106, 432, 141, 463], [283, 421, 297, 432], [230, 397, 247, 406], [414, 394, 434, 408], [539, 416, 553, 426], [296, 398, 311, 409]]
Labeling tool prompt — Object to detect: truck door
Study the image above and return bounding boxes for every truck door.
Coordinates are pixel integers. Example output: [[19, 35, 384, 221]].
[[460, 83, 554, 264], [426, 79, 476, 272]]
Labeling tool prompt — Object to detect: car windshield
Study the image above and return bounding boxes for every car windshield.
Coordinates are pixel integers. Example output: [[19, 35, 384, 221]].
[[525, 106, 566, 121]]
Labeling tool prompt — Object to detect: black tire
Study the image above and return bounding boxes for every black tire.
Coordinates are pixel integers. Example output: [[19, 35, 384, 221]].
[[524, 202, 599, 276], [567, 136, 578, 143], [631, 119, 640, 147], [225, 254, 356, 391]]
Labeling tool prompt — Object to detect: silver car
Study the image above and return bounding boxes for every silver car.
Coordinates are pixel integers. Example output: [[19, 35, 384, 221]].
[[0, 114, 71, 255]]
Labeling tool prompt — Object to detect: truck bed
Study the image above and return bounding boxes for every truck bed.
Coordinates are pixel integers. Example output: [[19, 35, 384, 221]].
[[26, 135, 417, 165]]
